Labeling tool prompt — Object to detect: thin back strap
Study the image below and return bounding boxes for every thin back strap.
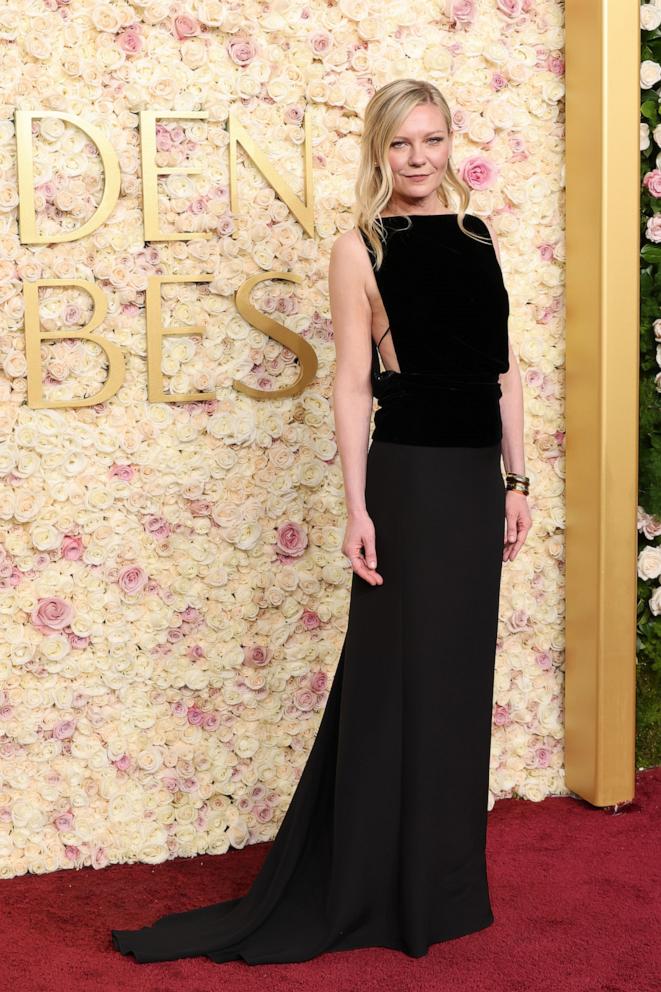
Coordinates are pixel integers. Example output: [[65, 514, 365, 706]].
[[377, 325, 391, 349]]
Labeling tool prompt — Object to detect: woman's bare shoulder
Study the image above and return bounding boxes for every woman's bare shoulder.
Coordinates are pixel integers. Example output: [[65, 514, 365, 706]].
[[331, 227, 366, 259], [330, 229, 372, 286]]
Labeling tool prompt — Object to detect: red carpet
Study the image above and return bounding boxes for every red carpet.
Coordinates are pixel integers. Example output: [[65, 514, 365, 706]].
[[2, 766, 659, 992]]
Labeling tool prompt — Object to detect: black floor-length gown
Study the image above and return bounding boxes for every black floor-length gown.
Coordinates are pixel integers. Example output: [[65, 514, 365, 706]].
[[111, 211, 510, 964]]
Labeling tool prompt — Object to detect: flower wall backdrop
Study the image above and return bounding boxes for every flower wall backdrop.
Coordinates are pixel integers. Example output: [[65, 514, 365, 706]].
[[638, 0, 661, 767], [0, 0, 566, 878]]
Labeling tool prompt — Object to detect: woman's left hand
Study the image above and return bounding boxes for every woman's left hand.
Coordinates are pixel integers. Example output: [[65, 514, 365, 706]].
[[503, 491, 532, 562]]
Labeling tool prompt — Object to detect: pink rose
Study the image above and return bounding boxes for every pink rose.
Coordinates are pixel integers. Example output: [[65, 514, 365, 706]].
[[493, 703, 511, 726], [309, 670, 328, 693], [114, 754, 131, 771], [117, 565, 148, 595], [155, 125, 173, 152], [284, 105, 304, 125], [646, 214, 661, 243], [109, 463, 135, 481], [53, 718, 76, 740], [54, 811, 75, 831], [68, 632, 90, 649], [189, 196, 207, 215], [202, 712, 221, 731], [4, 566, 21, 589], [244, 644, 272, 667], [144, 515, 171, 540], [293, 688, 317, 712], [535, 650, 553, 671], [276, 295, 298, 315], [187, 706, 204, 725], [643, 169, 661, 198], [61, 534, 84, 560], [91, 846, 109, 869], [310, 31, 331, 55], [301, 609, 321, 630], [507, 608, 531, 632], [449, 0, 476, 25], [548, 54, 564, 76], [524, 368, 544, 390], [172, 14, 200, 39], [460, 154, 499, 190], [63, 304, 82, 324], [496, 0, 522, 16], [181, 606, 201, 622], [491, 72, 507, 92], [216, 215, 235, 236], [37, 180, 55, 199], [254, 804, 275, 822], [31, 596, 74, 635], [228, 38, 257, 66], [188, 644, 205, 660], [118, 27, 142, 54], [535, 746, 552, 768], [275, 521, 307, 558]]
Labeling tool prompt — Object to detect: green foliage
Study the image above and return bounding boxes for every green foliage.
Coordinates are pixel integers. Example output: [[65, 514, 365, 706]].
[[638, 48, 661, 766]]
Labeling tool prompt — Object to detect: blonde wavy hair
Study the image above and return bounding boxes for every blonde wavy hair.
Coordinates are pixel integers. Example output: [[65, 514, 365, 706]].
[[354, 78, 490, 269]]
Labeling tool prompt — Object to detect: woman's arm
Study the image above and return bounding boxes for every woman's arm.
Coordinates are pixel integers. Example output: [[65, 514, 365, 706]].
[[483, 217, 532, 562], [482, 218, 526, 477], [328, 231, 374, 515], [499, 340, 526, 477], [328, 231, 383, 585]]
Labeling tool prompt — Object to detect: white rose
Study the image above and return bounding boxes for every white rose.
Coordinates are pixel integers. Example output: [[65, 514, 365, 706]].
[[638, 545, 661, 580], [649, 584, 661, 615], [519, 780, 546, 802], [641, 59, 661, 90], [641, 4, 661, 31]]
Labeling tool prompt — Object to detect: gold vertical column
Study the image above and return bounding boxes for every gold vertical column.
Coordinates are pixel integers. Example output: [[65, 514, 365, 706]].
[[564, 1, 639, 805]]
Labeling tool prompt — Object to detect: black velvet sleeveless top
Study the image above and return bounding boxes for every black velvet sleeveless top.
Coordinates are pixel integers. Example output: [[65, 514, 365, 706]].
[[359, 213, 510, 447]]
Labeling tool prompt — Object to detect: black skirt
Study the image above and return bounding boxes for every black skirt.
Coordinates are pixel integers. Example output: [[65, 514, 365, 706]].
[[111, 439, 506, 963]]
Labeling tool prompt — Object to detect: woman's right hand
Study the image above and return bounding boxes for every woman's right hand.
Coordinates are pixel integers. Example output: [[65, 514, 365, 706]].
[[342, 510, 384, 586]]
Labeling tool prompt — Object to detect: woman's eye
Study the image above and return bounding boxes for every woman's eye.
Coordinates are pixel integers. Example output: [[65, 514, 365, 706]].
[[391, 138, 443, 147]]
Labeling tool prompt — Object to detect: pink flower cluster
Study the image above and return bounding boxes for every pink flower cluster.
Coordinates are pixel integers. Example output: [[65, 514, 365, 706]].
[[236, 783, 280, 823], [170, 700, 221, 731]]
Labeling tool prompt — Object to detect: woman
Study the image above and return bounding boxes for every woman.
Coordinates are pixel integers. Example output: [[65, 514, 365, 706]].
[[110, 78, 532, 965]]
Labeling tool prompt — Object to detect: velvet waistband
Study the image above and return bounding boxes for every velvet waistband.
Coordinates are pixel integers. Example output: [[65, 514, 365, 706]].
[[370, 369, 504, 449]]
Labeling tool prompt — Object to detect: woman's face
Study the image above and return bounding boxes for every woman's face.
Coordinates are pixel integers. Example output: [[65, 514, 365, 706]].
[[386, 102, 453, 208]]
